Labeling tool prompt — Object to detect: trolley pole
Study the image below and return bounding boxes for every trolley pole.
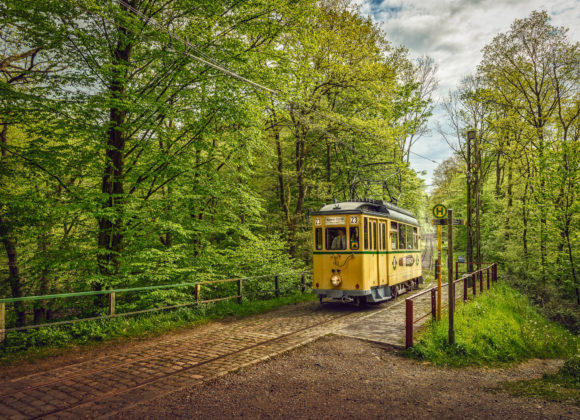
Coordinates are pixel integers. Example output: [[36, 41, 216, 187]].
[[448, 209, 454, 345], [437, 223, 442, 321]]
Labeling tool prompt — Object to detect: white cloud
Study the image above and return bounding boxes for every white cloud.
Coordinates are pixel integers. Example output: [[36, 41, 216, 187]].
[[356, 0, 580, 190]]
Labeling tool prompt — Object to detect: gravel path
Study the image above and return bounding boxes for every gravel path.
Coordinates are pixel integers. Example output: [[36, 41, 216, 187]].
[[118, 335, 578, 420]]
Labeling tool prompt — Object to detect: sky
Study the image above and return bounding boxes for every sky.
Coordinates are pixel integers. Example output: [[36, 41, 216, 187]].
[[355, 0, 580, 190]]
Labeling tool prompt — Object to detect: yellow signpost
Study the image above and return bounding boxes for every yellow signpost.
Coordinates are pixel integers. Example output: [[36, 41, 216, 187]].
[[432, 204, 447, 321]]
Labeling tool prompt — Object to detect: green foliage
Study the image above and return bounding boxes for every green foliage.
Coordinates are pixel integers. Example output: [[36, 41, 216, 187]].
[[431, 10, 579, 333], [0, 293, 316, 362], [408, 283, 579, 367], [1, 0, 430, 321]]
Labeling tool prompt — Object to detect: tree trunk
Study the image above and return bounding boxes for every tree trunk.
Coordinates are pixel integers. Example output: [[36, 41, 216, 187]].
[[34, 229, 50, 323], [274, 127, 290, 240], [291, 126, 307, 259], [495, 152, 502, 198], [96, 3, 134, 282], [326, 142, 331, 196], [1, 123, 26, 325], [0, 215, 26, 325], [505, 159, 512, 243], [522, 180, 529, 260], [0, 123, 7, 157]]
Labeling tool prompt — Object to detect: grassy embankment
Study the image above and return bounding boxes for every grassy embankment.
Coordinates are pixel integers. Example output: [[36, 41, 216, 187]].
[[0, 293, 317, 365], [408, 281, 579, 405]]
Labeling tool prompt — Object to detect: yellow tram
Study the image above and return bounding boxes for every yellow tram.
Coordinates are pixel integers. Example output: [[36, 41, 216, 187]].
[[312, 199, 423, 304]]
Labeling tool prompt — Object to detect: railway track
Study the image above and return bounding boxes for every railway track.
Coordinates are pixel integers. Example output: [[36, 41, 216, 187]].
[[0, 303, 381, 419], [421, 233, 434, 271], [0, 284, 441, 419]]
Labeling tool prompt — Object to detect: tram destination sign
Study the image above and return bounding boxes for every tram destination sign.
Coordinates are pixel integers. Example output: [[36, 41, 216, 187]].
[[325, 216, 345, 225]]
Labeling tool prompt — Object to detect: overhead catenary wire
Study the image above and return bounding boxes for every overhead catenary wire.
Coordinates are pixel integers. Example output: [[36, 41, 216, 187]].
[[116, 0, 277, 95], [84, 0, 440, 166]]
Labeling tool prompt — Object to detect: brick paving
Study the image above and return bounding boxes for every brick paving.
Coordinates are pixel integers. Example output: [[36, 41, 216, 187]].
[[0, 288, 449, 419]]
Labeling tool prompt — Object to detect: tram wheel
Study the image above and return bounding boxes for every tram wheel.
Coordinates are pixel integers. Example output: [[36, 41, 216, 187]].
[[354, 296, 365, 307]]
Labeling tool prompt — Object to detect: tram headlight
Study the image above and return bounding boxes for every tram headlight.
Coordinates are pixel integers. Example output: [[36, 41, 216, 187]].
[[330, 274, 342, 287]]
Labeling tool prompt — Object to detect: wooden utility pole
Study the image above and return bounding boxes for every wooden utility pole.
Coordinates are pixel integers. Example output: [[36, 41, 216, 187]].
[[448, 209, 454, 345], [474, 132, 482, 271], [466, 130, 476, 273]]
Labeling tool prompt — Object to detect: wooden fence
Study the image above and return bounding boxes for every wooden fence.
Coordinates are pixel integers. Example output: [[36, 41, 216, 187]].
[[405, 263, 497, 349], [0, 272, 312, 342]]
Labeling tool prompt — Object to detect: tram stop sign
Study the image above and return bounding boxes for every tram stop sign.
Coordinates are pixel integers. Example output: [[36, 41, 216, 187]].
[[432, 204, 447, 218]]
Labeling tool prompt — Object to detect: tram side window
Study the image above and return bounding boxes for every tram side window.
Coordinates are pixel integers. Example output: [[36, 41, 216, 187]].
[[381, 224, 386, 250], [349, 227, 359, 250], [364, 218, 369, 250], [399, 224, 407, 249], [373, 222, 377, 250], [390, 222, 398, 250], [413, 227, 418, 249], [327, 227, 347, 250], [315, 228, 323, 250], [407, 225, 413, 249]]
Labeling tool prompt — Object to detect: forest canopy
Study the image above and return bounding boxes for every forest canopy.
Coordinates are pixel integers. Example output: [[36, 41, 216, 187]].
[[0, 0, 431, 324], [432, 10, 579, 331]]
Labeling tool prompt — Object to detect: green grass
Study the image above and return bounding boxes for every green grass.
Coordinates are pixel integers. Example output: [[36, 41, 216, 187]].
[[500, 356, 580, 405], [407, 282, 579, 367], [0, 293, 317, 365]]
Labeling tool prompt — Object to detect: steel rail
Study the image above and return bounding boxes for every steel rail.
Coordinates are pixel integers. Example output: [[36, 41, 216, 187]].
[[28, 308, 356, 419]]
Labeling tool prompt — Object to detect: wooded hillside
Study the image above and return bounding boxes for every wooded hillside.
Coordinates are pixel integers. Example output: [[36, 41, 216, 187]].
[[432, 11, 579, 331], [0, 1, 431, 324]]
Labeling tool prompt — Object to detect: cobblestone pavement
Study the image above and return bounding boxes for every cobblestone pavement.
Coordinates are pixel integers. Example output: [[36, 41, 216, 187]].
[[332, 278, 479, 347], [0, 288, 449, 419]]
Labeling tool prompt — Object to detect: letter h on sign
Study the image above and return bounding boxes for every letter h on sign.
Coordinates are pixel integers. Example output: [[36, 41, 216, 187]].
[[433, 204, 447, 219]]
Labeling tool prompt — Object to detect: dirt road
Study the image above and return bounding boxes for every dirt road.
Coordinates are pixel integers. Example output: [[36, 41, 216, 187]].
[[118, 335, 577, 419]]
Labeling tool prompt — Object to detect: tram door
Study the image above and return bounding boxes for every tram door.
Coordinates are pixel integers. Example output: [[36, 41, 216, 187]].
[[378, 221, 387, 285], [366, 218, 377, 287], [373, 220, 379, 287]]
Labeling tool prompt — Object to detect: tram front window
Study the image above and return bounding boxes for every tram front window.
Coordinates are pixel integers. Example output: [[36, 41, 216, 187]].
[[327, 227, 347, 250], [315, 228, 323, 250]]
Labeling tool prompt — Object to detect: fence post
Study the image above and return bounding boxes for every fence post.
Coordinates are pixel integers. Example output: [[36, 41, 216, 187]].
[[301, 273, 306, 293], [463, 277, 468, 302], [479, 270, 483, 293], [0, 303, 5, 343], [237, 279, 243, 304], [405, 299, 413, 349], [274, 275, 280, 298], [487, 268, 490, 290], [431, 288, 436, 320], [195, 284, 201, 304], [472, 273, 477, 297], [109, 293, 116, 317]]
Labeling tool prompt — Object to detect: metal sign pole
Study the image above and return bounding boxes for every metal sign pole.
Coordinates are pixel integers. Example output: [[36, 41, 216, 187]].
[[448, 209, 454, 345], [437, 224, 442, 321]]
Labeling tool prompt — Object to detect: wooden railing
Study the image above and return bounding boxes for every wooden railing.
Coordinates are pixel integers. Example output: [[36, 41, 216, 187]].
[[0, 272, 312, 342], [405, 263, 497, 349]]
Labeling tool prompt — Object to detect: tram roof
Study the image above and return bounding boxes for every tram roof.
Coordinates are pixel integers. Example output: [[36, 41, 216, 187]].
[[312, 199, 419, 227]]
